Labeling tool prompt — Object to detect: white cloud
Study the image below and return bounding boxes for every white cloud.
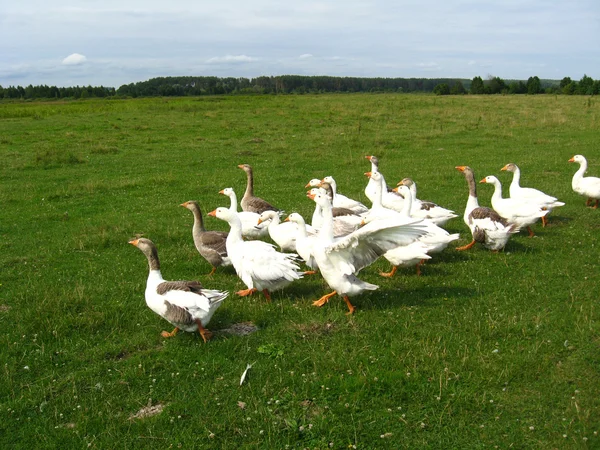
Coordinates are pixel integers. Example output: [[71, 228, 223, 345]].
[[62, 53, 87, 65], [206, 55, 257, 64], [299, 54, 313, 59]]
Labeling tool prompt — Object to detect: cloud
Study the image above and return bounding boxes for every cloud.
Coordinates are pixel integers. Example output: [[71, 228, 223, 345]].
[[416, 62, 441, 71], [298, 54, 313, 59], [206, 54, 257, 64], [62, 53, 87, 65]]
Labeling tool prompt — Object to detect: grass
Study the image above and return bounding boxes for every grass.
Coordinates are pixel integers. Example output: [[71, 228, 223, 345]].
[[0, 94, 599, 448]]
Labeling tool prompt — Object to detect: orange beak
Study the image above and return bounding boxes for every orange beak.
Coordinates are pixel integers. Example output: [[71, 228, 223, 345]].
[[237, 164, 245, 169], [180, 202, 189, 207], [208, 210, 217, 217], [364, 171, 372, 177], [455, 166, 466, 172], [307, 192, 316, 200], [500, 165, 509, 171], [568, 157, 575, 163], [284, 216, 290, 222], [479, 178, 487, 183], [365, 155, 372, 161], [304, 182, 312, 188], [128, 239, 139, 246], [257, 218, 263, 225], [218, 189, 225, 194], [392, 187, 398, 193]]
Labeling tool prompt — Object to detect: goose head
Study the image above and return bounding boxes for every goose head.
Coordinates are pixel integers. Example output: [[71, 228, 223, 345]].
[[480, 175, 500, 186], [568, 155, 585, 164], [219, 187, 234, 197], [208, 207, 234, 223], [305, 178, 321, 188], [501, 163, 517, 172], [257, 210, 279, 226], [285, 212, 305, 226]]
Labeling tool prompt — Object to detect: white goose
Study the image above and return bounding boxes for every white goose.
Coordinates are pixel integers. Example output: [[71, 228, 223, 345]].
[[307, 189, 427, 314], [479, 175, 548, 237], [397, 178, 458, 226], [307, 187, 362, 237], [208, 207, 304, 301], [321, 175, 369, 214], [257, 210, 316, 252], [500, 163, 564, 226], [455, 166, 517, 251], [219, 187, 269, 240], [364, 155, 396, 204], [129, 238, 228, 342], [393, 184, 460, 257], [568, 155, 600, 208], [284, 213, 319, 271]]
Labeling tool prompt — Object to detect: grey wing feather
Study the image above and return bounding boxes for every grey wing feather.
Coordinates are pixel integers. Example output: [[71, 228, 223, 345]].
[[156, 280, 204, 295]]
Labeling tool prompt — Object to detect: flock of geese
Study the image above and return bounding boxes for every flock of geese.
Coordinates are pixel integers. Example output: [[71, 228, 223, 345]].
[[129, 154, 600, 342]]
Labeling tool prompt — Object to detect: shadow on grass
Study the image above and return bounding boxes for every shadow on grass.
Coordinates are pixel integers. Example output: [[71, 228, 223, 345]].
[[357, 284, 477, 312]]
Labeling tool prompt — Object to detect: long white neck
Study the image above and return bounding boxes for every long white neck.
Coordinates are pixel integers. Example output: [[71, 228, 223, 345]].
[[227, 192, 238, 213], [311, 204, 323, 228], [225, 214, 244, 246], [318, 203, 335, 243], [294, 219, 308, 239], [409, 183, 417, 201], [510, 167, 521, 190], [490, 180, 504, 204], [399, 188, 413, 218], [573, 159, 588, 183]]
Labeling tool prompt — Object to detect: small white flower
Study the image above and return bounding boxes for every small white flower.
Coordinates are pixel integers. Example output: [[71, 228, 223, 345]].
[[23, 366, 30, 370]]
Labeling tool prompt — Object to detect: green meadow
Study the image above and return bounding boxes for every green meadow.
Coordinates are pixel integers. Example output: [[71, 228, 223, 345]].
[[0, 93, 598, 448]]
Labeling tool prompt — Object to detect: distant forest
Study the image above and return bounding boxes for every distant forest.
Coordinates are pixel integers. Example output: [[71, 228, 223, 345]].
[[0, 74, 598, 100]]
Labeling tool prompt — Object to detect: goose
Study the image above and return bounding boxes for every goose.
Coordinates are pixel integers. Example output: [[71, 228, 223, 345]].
[[180, 201, 230, 275], [208, 207, 304, 301], [129, 238, 228, 342], [321, 175, 369, 214], [479, 175, 548, 237], [284, 213, 319, 271], [218, 187, 269, 240], [306, 189, 427, 314], [392, 184, 459, 269], [364, 155, 395, 203], [306, 186, 362, 237], [397, 178, 458, 226], [238, 164, 280, 213], [455, 166, 518, 251], [500, 163, 564, 226], [568, 155, 600, 208], [257, 210, 316, 252], [362, 173, 433, 277], [306, 179, 361, 221]]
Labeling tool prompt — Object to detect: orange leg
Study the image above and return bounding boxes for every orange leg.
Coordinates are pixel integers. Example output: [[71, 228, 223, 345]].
[[195, 319, 213, 343], [313, 291, 337, 307], [456, 240, 476, 251], [261, 289, 272, 302], [303, 270, 317, 276], [541, 215, 547, 227], [342, 295, 356, 315], [416, 259, 426, 276], [594, 199, 599, 209], [207, 266, 217, 276], [161, 327, 180, 338], [527, 226, 535, 238], [379, 266, 397, 278], [236, 288, 258, 297], [586, 198, 592, 206]]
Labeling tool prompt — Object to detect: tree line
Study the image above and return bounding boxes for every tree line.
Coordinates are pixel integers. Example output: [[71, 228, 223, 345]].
[[0, 74, 598, 100]]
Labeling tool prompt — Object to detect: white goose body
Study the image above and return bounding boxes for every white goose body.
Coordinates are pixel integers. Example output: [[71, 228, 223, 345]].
[[364, 155, 398, 206], [501, 164, 564, 207], [209, 207, 303, 300], [394, 185, 460, 254], [285, 213, 319, 270], [321, 175, 369, 214], [455, 166, 517, 251], [129, 238, 227, 341], [307, 187, 362, 237], [480, 175, 548, 236], [308, 190, 427, 313], [398, 178, 458, 227], [569, 154, 600, 208], [219, 187, 269, 240], [259, 210, 316, 252]]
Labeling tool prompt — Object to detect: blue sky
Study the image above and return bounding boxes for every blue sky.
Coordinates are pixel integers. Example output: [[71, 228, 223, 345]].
[[1, 0, 599, 88]]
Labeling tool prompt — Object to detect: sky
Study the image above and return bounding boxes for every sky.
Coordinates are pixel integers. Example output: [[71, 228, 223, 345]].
[[1, 0, 599, 88]]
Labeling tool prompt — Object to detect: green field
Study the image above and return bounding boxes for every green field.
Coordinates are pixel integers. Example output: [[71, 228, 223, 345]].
[[1, 94, 598, 448]]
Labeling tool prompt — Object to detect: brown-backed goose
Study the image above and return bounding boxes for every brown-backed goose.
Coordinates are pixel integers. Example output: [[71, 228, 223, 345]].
[[180, 201, 230, 275], [237, 164, 280, 213], [455, 166, 518, 251], [129, 238, 228, 342]]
